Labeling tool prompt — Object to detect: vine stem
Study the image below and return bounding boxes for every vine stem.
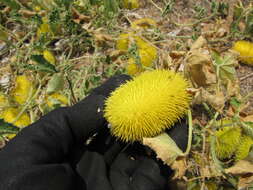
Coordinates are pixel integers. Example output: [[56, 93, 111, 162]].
[[184, 110, 193, 155]]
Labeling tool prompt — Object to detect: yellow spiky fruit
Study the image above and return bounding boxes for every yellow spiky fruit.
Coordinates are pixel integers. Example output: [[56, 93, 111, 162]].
[[104, 70, 191, 142], [214, 120, 241, 160], [233, 41, 253, 65], [1, 107, 31, 128], [12, 75, 34, 105], [131, 18, 157, 30], [235, 136, 253, 161]]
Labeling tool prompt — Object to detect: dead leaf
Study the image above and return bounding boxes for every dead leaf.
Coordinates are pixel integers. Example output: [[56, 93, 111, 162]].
[[184, 37, 216, 88], [242, 115, 253, 123], [93, 33, 114, 46], [2, 6, 11, 14], [143, 133, 184, 166], [193, 88, 225, 112], [109, 50, 126, 61], [171, 157, 187, 179], [190, 36, 207, 50], [226, 105, 236, 117], [225, 160, 253, 175], [72, 7, 90, 24], [159, 51, 174, 70], [238, 21, 246, 32], [225, 160, 253, 189], [170, 51, 186, 59], [201, 20, 229, 39], [18, 9, 44, 18], [226, 79, 241, 98], [238, 174, 253, 189], [185, 52, 216, 87], [216, 27, 227, 38]]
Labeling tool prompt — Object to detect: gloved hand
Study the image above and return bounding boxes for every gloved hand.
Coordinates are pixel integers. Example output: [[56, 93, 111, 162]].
[[0, 74, 188, 190]]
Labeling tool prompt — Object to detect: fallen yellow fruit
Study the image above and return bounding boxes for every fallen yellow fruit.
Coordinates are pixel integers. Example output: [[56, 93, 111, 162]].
[[12, 75, 34, 105], [131, 18, 157, 30], [1, 107, 31, 128], [233, 40, 253, 65], [123, 0, 139, 9], [46, 93, 68, 108], [126, 57, 142, 75]]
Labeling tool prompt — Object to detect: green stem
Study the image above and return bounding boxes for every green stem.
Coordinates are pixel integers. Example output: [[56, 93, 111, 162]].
[[184, 110, 193, 155], [173, 13, 216, 27]]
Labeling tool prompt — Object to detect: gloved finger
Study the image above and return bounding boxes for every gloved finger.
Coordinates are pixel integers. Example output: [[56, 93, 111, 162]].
[[131, 158, 169, 190], [66, 74, 131, 143], [68, 122, 124, 167], [66, 94, 107, 142], [109, 142, 154, 176], [110, 152, 140, 177], [110, 152, 141, 190], [166, 118, 188, 152], [90, 74, 132, 98], [110, 153, 171, 190], [66, 143, 87, 167], [86, 125, 127, 165], [76, 151, 113, 190], [109, 143, 169, 190], [86, 125, 114, 154], [0, 162, 83, 190], [104, 141, 126, 165]]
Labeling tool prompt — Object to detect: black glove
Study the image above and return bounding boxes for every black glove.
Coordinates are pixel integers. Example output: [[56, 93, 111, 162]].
[[0, 74, 188, 190]]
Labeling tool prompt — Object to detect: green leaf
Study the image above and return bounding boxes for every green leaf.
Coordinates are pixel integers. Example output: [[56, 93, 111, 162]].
[[0, 119, 19, 135], [46, 73, 64, 94], [219, 64, 236, 81], [212, 52, 236, 81], [230, 97, 241, 108], [104, 0, 118, 14], [2, 0, 21, 10], [245, 10, 253, 36], [30, 55, 57, 73], [212, 51, 225, 65]]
